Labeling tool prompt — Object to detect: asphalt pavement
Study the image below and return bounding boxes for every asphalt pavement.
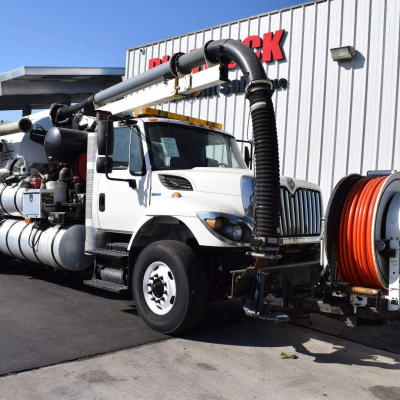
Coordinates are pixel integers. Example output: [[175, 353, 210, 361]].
[[1, 261, 400, 399], [0, 261, 248, 376]]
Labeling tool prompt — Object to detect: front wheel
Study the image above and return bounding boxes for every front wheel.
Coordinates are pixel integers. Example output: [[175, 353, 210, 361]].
[[132, 240, 208, 334]]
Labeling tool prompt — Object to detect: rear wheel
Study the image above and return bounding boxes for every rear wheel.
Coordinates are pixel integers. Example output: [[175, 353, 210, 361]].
[[132, 240, 207, 334]]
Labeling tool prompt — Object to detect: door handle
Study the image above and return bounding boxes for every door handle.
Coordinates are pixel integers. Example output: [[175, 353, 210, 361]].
[[99, 193, 105, 212]]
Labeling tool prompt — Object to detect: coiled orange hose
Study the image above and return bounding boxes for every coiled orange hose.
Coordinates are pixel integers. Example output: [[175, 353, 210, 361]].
[[337, 176, 386, 290]]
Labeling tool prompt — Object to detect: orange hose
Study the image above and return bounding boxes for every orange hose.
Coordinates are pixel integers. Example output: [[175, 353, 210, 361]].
[[336, 176, 386, 289]]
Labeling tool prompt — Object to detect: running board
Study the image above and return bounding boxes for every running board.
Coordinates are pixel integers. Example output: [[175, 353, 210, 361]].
[[90, 248, 129, 259], [84, 278, 128, 293]]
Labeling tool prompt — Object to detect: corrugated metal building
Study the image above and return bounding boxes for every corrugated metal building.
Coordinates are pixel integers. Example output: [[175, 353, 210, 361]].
[[125, 0, 400, 205]]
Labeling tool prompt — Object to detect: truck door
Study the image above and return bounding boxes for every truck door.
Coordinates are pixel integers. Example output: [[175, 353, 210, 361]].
[[96, 123, 150, 232]]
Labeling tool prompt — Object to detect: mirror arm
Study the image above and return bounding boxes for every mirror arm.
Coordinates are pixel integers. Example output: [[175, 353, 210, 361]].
[[103, 114, 137, 189]]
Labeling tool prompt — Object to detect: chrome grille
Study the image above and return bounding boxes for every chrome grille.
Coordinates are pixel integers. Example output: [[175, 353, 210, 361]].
[[279, 187, 322, 237]]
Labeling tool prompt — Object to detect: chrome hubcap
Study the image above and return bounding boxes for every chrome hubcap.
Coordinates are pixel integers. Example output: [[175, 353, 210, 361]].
[[143, 262, 176, 315]]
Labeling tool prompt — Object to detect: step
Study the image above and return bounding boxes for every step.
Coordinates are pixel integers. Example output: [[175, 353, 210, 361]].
[[90, 248, 129, 259], [83, 278, 128, 293]]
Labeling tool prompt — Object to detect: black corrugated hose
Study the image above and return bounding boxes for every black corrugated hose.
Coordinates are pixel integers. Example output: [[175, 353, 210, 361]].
[[205, 40, 281, 251], [247, 82, 281, 249]]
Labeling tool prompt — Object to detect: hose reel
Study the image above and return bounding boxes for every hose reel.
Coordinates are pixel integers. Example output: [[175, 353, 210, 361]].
[[325, 171, 400, 300]]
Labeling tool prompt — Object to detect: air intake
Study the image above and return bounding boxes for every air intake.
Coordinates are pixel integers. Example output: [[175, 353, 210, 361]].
[[159, 175, 193, 191]]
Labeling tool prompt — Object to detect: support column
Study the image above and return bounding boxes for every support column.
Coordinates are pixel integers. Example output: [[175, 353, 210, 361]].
[[22, 105, 32, 116]]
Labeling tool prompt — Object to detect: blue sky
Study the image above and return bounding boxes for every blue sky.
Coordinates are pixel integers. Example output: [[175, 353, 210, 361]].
[[0, 0, 300, 121]]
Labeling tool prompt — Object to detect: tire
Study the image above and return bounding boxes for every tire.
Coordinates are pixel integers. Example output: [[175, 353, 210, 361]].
[[132, 240, 207, 334]]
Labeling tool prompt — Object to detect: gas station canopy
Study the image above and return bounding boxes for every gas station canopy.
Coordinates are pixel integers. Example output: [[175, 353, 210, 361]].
[[0, 66, 125, 115]]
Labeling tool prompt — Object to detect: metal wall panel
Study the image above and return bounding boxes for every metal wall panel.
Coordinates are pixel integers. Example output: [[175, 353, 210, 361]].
[[126, 0, 400, 207]]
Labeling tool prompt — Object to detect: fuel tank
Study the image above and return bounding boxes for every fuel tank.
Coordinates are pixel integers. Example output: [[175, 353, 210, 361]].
[[0, 220, 92, 271]]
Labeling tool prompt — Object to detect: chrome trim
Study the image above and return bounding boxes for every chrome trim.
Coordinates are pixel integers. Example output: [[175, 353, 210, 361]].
[[303, 190, 309, 234], [311, 191, 317, 234], [294, 191, 300, 235], [240, 175, 322, 242], [299, 189, 305, 234], [280, 189, 287, 235], [284, 190, 292, 235], [281, 236, 321, 245], [316, 192, 321, 233], [279, 186, 322, 238]]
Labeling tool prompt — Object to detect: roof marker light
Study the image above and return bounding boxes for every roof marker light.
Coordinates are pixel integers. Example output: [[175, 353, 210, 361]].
[[133, 107, 223, 130]]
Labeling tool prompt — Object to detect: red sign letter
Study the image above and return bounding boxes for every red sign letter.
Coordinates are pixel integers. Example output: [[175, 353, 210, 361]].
[[243, 35, 262, 59], [162, 55, 170, 64], [262, 29, 285, 62], [148, 58, 161, 69]]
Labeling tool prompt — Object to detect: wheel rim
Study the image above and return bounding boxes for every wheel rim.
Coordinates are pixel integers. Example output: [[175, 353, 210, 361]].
[[143, 261, 176, 315]]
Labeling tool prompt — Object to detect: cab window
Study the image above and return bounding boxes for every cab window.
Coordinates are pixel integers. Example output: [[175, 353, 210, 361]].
[[112, 127, 130, 169], [130, 127, 145, 175]]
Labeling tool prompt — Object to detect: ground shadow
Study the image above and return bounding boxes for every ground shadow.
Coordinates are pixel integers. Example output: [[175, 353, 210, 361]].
[[0, 260, 129, 300], [182, 307, 400, 371], [3, 261, 400, 372]]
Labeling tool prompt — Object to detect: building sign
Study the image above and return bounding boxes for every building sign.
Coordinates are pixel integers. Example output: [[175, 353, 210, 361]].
[[189, 76, 288, 99], [148, 29, 286, 72]]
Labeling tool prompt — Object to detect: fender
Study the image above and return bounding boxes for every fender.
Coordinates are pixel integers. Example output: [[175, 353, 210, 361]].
[[127, 214, 237, 250]]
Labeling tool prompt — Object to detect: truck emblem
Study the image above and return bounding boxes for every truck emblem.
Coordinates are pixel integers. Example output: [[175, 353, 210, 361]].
[[29, 194, 33, 202], [287, 178, 295, 190]]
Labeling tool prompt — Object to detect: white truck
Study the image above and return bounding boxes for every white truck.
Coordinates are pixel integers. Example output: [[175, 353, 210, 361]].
[[0, 39, 398, 333]]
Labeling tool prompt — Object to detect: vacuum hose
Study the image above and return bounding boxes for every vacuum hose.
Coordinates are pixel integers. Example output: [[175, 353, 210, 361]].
[[205, 39, 281, 249], [246, 83, 281, 245]]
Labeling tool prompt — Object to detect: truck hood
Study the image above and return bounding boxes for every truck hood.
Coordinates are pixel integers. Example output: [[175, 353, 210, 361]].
[[154, 168, 249, 196], [153, 169, 322, 197]]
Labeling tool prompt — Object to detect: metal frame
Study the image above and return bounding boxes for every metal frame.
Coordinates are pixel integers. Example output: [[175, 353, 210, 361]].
[[101, 66, 228, 117]]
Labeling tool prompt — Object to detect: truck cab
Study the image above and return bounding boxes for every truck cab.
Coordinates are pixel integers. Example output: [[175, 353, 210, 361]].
[[87, 110, 322, 332]]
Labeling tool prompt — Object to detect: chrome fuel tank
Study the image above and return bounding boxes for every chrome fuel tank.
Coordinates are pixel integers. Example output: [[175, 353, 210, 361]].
[[0, 219, 92, 271]]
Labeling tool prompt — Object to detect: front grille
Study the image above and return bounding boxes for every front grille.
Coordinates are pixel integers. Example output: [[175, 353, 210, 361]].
[[279, 187, 322, 237], [159, 175, 193, 191]]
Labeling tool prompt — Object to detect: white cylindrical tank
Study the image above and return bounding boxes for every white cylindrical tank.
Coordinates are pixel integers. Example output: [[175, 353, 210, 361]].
[[0, 184, 23, 217], [0, 219, 92, 271]]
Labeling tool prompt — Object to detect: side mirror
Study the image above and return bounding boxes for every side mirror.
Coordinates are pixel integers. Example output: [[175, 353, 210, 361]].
[[97, 120, 114, 156], [244, 146, 252, 168], [96, 156, 113, 174]]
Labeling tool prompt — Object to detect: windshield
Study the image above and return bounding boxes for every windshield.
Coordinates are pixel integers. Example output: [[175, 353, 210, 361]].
[[146, 122, 247, 171]]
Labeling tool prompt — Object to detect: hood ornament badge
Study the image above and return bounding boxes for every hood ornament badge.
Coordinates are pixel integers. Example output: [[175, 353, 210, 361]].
[[286, 177, 296, 195]]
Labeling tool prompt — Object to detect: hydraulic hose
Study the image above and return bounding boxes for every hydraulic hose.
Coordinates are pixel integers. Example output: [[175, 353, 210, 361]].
[[335, 176, 387, 289], [56, 95, 96, 122]]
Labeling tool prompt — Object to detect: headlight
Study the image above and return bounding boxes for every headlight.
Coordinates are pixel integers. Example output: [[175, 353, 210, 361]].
[[197, 212, 251, 245], [232, 223, 244, 242]]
